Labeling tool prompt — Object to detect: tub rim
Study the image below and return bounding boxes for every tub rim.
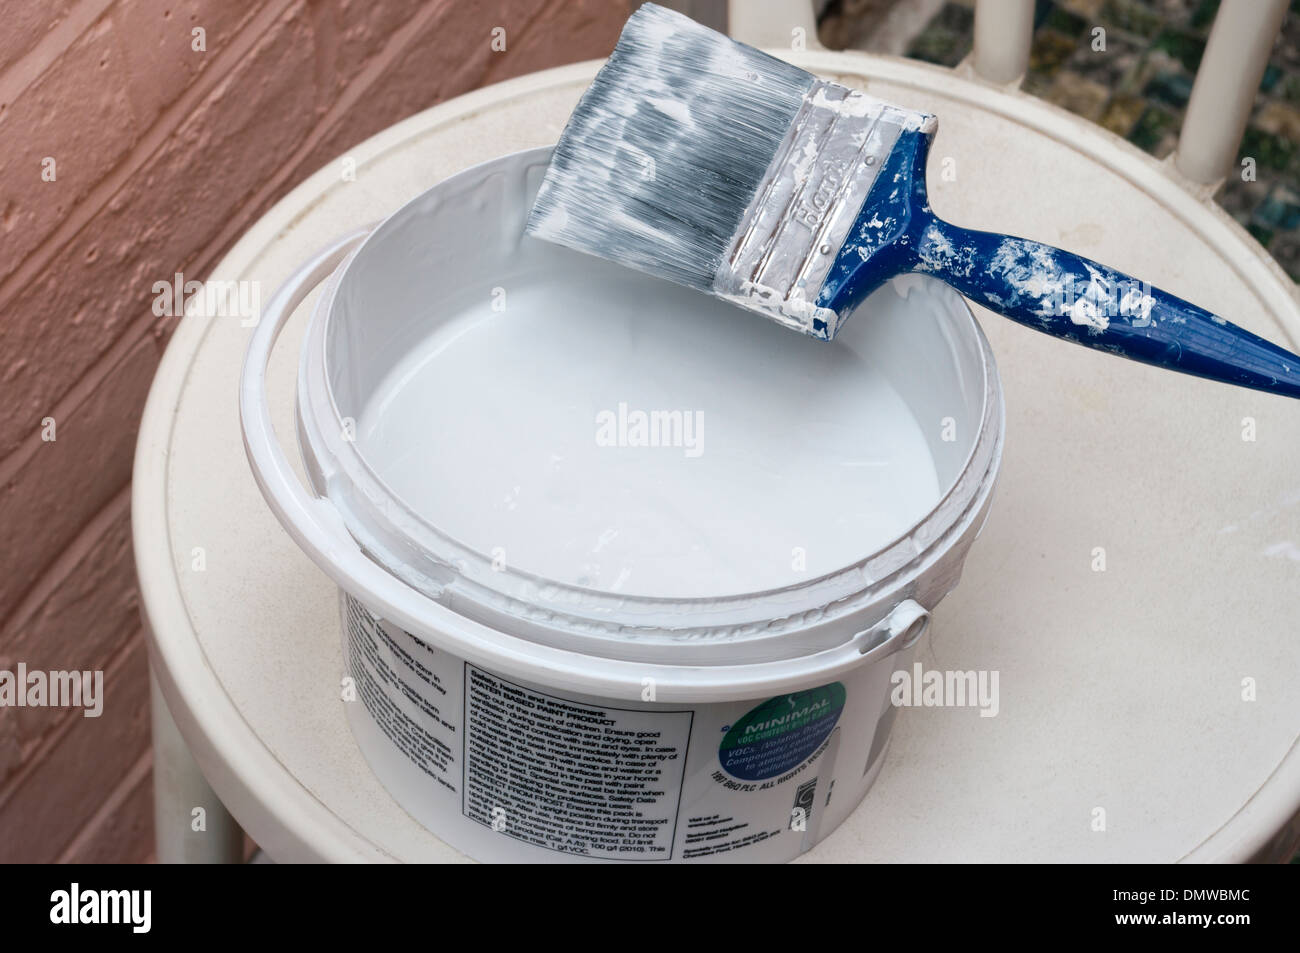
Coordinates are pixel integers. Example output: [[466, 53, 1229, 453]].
[[297, 147, 1005, 655]]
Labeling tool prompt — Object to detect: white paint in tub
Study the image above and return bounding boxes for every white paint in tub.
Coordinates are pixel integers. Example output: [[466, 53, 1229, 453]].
[[354, 267, 941, 599]]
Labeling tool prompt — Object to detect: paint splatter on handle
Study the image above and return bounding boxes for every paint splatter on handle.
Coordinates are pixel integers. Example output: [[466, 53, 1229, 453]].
[[916, 217, 1300, 400], [817, 128, 1300, 400]]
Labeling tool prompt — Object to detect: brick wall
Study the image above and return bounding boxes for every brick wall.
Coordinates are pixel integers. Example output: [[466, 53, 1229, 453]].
[[0, 0, 634, 863]]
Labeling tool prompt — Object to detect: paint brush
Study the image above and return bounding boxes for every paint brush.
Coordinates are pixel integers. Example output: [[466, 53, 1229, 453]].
[[527, 3, 1300, 400]]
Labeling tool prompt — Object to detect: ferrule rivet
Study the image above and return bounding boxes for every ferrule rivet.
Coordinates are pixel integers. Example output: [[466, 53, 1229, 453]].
[[819, 244, 831, 255], [864, 155, 876, 166]]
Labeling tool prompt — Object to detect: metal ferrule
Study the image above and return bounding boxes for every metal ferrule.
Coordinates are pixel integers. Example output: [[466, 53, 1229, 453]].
[[713, 80, 931, 338]]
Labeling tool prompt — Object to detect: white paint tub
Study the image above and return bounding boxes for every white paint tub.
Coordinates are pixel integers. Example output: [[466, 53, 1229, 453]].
[[240, 147, 1004, 863]]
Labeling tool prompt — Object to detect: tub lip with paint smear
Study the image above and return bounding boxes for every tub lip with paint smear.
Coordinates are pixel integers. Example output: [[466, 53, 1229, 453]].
[[293, 147, 1005, 662]]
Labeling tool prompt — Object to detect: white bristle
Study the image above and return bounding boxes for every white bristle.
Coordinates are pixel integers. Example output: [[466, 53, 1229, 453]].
[[526, 3, 815, 293], [527, 3, 934, 338]]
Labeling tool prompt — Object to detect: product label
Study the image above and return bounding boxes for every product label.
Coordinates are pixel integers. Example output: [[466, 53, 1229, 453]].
[[345, 597, 458, 790], [462, 665, 693, 861], [343, 594, 876, 863], [718, 683, 846, 781]]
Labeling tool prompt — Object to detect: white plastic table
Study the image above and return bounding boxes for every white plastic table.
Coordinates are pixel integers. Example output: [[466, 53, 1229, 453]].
[[134, 52, 1300, 863]]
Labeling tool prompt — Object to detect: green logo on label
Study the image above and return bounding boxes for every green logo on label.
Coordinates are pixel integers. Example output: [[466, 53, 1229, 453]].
[[719, 682, 846, 781]]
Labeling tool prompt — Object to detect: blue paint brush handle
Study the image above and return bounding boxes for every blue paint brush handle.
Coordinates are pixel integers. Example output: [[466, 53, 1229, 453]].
[[820, 131, 1300, 399], [912, 215, 1300, 399]]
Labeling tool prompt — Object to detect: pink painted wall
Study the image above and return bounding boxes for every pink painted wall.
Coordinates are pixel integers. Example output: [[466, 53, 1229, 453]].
[[0, 0, 635, 863]]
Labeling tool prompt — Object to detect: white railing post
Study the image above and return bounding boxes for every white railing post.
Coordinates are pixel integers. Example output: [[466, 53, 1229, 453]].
[[1175, 0, 1289, 185], [973, 0, 1035, 84], [727, 0, 823, 50]]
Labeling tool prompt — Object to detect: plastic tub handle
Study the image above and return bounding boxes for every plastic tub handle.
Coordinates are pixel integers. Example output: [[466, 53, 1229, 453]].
[[855, 599, 930, 659], [239, 228, 372, 566]]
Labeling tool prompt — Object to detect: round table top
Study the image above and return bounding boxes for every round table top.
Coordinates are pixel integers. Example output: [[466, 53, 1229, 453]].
[[134, 51, 1300, 863]]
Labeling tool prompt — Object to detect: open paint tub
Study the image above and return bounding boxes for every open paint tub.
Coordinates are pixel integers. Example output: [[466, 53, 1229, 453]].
[[240, 146, 1004, 863]]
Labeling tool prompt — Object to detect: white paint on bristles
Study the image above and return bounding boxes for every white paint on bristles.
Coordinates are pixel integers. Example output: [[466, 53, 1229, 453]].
[[525, 3, 934, 339]]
